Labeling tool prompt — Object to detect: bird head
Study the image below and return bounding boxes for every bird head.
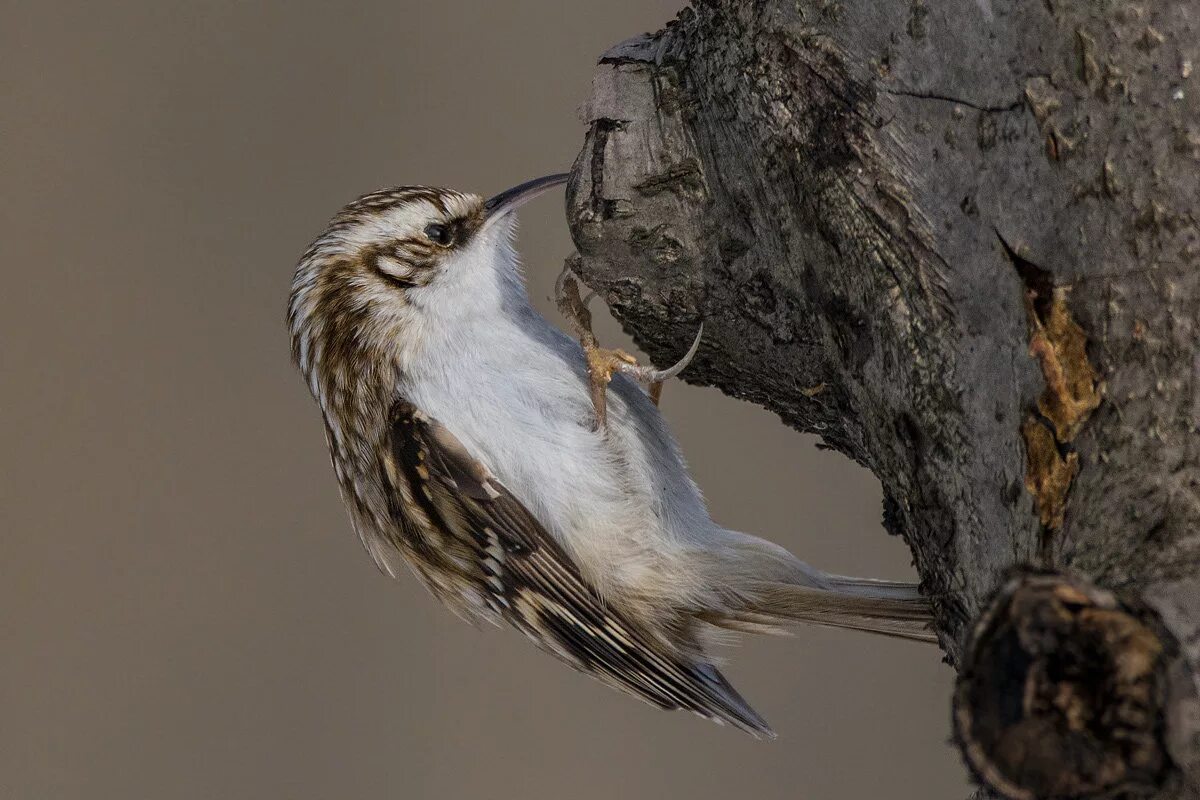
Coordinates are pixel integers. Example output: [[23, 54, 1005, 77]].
[[288, 174, 567, 396]]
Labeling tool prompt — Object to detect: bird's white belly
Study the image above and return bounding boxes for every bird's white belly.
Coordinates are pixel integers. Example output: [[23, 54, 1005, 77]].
[[399, 318, 712, 602]]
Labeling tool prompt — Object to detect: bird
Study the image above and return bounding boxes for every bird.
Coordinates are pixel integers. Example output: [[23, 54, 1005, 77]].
[[287, 173, 937, 738]]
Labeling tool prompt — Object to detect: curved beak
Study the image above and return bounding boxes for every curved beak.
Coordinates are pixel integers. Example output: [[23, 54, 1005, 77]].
[[481, 173, 569, 230]]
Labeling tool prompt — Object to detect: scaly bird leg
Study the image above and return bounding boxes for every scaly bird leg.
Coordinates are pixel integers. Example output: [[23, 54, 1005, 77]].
[[555, 266, 633, 428], [555, 265, 704, 428]]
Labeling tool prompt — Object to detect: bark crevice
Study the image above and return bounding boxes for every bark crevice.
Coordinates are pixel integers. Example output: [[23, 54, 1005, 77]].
[[880, 87, 1024, 115]]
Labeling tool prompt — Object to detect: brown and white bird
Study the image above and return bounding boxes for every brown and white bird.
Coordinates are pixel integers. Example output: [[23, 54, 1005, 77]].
[[288, 174, 935, 738]]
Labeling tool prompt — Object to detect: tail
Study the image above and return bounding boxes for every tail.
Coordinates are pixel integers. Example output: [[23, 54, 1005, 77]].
[[746, 576, 938, 643], [703, 532, 938, 645]]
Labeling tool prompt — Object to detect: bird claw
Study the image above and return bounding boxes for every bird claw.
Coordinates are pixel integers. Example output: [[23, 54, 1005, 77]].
[[612, 322, 704, 387], [555, 265, 703, 429]]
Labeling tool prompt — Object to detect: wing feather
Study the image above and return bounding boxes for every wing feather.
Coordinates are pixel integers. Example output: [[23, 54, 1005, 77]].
[[383, 399, 773, 737]]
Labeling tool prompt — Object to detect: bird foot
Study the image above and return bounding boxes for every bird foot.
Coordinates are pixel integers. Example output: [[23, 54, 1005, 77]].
[[555, 265, 703, 429]]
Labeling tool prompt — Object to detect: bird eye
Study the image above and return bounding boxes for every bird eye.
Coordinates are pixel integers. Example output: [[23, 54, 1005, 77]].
[[424, 223, 453, 246]]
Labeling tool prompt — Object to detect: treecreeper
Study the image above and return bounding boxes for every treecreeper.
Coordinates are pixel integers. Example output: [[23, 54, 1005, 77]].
[[288, 173, 936, 739]]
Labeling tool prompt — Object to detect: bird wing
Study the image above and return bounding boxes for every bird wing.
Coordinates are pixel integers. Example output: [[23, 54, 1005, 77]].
[[381, 397, 773, 737]]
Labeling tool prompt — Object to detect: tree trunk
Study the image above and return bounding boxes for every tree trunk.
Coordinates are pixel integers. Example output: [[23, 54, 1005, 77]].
[[563, 1, 1200, 797]]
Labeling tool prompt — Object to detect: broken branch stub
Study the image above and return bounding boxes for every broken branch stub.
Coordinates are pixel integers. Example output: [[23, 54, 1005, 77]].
[[954, 572, 1171, 800]]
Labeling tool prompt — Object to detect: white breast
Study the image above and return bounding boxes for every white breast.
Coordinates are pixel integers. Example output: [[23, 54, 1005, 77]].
[[399, 301, 717, 604]]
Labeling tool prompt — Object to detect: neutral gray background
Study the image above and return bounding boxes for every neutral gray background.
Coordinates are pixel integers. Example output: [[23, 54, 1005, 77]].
[[1, 2, 968, 798]]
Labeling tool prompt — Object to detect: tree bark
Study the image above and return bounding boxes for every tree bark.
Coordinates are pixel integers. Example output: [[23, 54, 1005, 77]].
[[563, 1, 1200, 797]]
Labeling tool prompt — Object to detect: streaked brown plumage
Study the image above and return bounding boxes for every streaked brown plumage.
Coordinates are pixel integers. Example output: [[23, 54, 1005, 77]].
[[289, 177, 936, 738]]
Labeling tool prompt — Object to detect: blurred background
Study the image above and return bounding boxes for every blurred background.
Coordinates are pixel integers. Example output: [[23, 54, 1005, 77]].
[[1, 2, 967, 798]]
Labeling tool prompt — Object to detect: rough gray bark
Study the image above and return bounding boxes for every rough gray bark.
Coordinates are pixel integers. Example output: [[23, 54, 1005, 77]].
[[563, 1, 1200, 797]]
